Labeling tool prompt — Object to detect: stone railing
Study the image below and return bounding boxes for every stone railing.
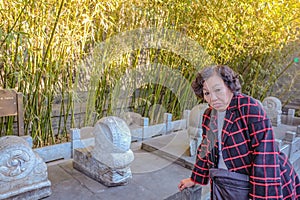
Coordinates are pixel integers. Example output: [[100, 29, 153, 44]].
[[281, 109, 300, 126], [26, 108, 300, 165], [121, 111, 189, 142]]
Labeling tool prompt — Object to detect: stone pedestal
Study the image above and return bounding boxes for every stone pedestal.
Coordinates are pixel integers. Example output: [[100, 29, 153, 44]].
[[73, 116, 134, 186], [287, 109, 295, 125], [0, 136, 51, 200], [73, 147, 133, 186]]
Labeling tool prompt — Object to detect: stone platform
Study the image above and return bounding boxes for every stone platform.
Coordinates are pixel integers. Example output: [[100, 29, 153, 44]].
[[141, 130, 211, 199], [44, 142, 194, 200], [43, 126, 299, 200], [141, 130, 196, 170]]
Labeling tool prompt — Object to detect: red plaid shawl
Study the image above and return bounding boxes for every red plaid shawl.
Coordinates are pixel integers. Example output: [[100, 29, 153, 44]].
[[191, 93, 300, 200]]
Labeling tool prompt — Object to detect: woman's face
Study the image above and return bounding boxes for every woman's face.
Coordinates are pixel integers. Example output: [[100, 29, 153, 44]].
[[202, 73, 233, 111]]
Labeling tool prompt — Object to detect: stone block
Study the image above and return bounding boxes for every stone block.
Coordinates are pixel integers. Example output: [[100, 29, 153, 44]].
[[141, 117, 149, 127], [73, 148, 132, 187], [297, 125, 300, 137], [164, 113, 173, 134], [0, 136, 51, 199], [287, 109, 295, 125], [34, 142, 71, 163], [284, 131, 296, 143], [71, 128, 81, 140], [170, 119, 187, 132], [143, 123, 166, 139], [71, 127, 95, 157], [130, 128, 143, 142], [164, 113, 172, 123]]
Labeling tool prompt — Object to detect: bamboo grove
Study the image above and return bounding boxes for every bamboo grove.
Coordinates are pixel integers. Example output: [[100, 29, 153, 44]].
[[0, 0, 299, 146]]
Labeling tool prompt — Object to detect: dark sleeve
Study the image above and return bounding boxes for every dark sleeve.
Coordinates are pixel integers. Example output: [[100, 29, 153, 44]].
[[190, 135, 210, 185], [190, 109, 212, 185]]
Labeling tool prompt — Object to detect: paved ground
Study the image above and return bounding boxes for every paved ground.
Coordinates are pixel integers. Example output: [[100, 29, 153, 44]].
[[44, 129, 299, 200], [44, 142, 210, 200]]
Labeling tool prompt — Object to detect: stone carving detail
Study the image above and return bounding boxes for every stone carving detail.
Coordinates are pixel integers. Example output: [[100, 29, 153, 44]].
[[0, 136, 51, 199], [262, 96, 282, 126], [92, 116, 134, 169], [187, 103, 209, 156], [73, 116, 134, 186], [0, 149, 33, 181]]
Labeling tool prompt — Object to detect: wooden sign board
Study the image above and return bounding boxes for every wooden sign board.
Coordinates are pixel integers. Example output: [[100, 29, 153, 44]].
[[0, 90, 18, 117]]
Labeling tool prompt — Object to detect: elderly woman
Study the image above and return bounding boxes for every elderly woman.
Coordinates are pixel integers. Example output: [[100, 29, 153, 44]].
[[178, 65, 300, 199]]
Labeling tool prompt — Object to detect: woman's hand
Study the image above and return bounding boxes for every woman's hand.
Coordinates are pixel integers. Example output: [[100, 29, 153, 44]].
[[178, 178, 195, 191]]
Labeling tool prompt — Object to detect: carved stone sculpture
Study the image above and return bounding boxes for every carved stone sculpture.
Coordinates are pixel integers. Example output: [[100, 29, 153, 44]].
[[0, 136, 51, 199], [120, 111, 143, 128], [73, 116, 134, 186], [187, 104, 209, 157], [262, 96, 282, 126]]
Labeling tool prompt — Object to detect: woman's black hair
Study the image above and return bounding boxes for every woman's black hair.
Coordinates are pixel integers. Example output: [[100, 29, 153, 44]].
[[191, 65, 241, 99]]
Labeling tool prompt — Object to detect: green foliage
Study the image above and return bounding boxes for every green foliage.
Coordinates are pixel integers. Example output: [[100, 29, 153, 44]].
[[1, 0, 299, 146]]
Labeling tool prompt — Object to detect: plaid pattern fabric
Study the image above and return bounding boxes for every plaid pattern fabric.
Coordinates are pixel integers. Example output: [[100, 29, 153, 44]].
[[191, 93, 300, 200]]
